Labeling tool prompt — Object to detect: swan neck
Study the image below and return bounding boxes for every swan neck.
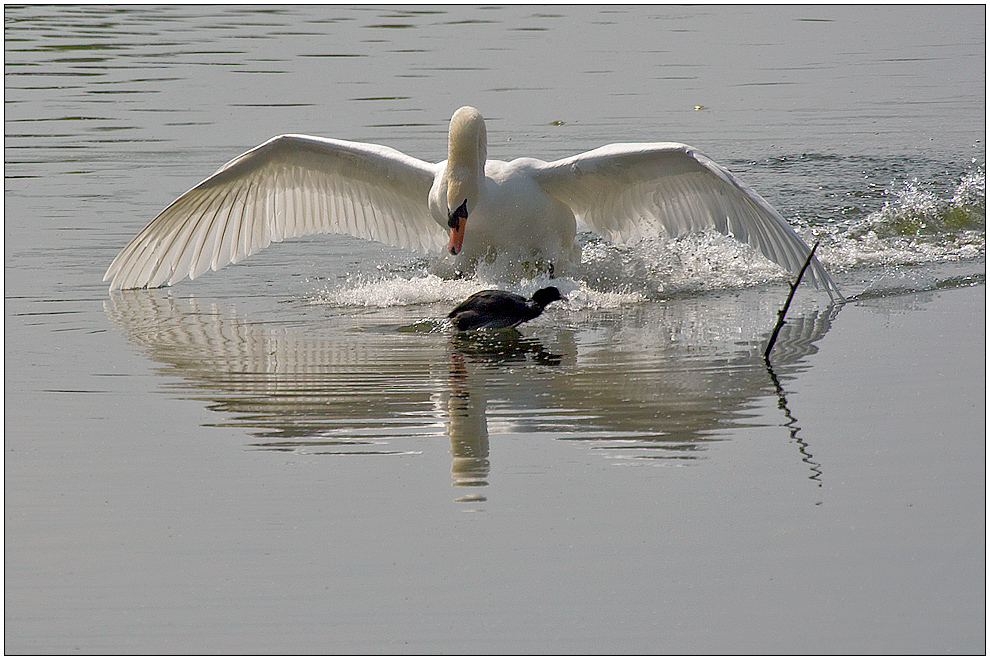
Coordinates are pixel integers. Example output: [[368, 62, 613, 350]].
[[447, 106, 487, 176]]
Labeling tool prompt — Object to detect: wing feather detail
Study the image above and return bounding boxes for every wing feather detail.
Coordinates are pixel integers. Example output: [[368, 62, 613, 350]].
[[532, 143, 841, 298], [105, 134, 443, 290]]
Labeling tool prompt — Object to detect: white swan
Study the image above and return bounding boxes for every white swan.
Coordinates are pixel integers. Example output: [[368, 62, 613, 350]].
[[105, 106, 841, 298]]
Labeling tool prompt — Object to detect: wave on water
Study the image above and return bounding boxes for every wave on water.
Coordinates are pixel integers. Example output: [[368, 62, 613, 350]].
[[308, 162, 985, 309], [830, 162, 985, 269]]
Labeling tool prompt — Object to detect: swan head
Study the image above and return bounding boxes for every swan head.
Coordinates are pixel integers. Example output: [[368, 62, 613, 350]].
[[445, 107, 487, 255], [448, 107, 487, 162]]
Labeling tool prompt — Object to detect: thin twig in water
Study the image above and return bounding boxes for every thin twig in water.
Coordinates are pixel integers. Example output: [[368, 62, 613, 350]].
[[764, 241, 820, 360]]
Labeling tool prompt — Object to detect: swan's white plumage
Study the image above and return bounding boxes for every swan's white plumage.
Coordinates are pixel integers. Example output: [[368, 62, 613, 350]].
[[105, 135, 442, 290], [105, 107, 841, 298], [530, 144, 820, 284]]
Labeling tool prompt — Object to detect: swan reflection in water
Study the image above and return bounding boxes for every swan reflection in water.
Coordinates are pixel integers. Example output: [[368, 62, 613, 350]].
[[444, 331, 565, 502], [105, 289, 838, 502]]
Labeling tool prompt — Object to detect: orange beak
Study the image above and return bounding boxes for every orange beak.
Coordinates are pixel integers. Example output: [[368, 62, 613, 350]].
[[448, 219, 465, 255], [447, 199, 469, 255]]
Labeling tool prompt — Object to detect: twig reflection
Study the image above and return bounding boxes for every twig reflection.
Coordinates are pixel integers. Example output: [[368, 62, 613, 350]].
[[765, 361, 823, 486], [762, 302, 843, 488]]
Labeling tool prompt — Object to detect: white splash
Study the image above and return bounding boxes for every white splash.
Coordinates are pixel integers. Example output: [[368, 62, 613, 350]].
[[308, 271, 645, 311]]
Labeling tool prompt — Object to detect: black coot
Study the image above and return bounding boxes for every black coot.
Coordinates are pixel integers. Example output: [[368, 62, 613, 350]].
[[448, 286, 567, 331]]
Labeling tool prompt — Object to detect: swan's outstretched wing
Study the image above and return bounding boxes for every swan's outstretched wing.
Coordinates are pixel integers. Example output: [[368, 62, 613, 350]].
[[105, 134, 444, 291], [532, 143, 841, 299]]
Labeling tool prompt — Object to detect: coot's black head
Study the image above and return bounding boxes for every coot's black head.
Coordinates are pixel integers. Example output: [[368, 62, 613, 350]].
[[532, 286, 567, 307]]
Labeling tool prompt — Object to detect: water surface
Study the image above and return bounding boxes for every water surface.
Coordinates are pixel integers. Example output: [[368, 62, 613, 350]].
[[5, 5, 985, 654]]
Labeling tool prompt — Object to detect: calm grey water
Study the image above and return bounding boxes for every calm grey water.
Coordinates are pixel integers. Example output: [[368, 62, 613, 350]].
[[5, 5, 985, 654]]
